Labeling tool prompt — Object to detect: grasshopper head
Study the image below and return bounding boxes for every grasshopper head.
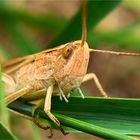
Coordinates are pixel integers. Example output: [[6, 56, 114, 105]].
[[54, 40, 89, 93], [63, 40, 89, 77]]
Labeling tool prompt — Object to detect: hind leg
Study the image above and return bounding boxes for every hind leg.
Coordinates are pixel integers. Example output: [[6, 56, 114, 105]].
[[5, 86, 34, 105]]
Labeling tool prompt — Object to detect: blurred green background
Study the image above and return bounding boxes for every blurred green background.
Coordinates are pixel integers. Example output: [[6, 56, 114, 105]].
[[0, 0, 140, 139]]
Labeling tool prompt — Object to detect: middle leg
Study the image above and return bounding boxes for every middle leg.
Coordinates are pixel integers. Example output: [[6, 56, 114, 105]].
[[82, 73, 108, 97]]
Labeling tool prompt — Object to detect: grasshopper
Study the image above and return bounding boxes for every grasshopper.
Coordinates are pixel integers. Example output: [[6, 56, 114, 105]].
[[1, 0, 140, 135]]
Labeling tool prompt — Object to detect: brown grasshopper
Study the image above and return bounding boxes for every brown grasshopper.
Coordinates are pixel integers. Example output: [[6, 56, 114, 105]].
[[1, 0, 140, 134]]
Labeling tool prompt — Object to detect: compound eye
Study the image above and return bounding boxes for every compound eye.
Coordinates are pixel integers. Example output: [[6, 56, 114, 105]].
[[63, 44, 73, 59]]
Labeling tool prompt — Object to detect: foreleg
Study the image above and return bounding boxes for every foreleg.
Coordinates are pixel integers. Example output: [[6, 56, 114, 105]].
[[44, 85, 60, 126]]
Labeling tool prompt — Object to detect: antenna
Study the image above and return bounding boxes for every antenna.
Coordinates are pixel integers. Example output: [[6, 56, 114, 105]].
[[81, 0, 87, 47], [89, 49, 140, 56]]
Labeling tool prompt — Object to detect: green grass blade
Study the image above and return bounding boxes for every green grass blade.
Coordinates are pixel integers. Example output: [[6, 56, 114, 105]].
[[0, 65, 4, 121], [48, 0, 121, 48], [0, 123, 16, 140], [0, 65, 9, 128], [8, 96, 140, 139], [8, 101, 134, 140], [54, 113, 134, 140]]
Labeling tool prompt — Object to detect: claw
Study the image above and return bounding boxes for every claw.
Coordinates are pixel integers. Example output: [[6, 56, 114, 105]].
[[59, 126, 69, 135], [47, 127, 53, 138]]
